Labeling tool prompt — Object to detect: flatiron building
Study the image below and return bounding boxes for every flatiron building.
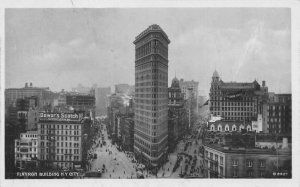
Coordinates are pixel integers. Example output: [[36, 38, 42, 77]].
[[133, 24, 170, 166]]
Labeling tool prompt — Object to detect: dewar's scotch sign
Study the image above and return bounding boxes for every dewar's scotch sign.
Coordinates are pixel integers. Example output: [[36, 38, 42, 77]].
[[39, 112, 83, 122]]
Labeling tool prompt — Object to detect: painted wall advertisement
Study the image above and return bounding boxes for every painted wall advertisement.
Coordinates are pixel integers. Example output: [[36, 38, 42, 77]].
[[39, 112, 83, 122]]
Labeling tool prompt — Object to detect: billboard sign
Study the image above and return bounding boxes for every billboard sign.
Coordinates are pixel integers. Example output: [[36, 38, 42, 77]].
[[225, 91, 244, 100], [39, 112, 83, 122]]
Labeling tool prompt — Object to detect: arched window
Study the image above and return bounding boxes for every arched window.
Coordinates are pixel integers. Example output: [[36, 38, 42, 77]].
[[210, 124, 215, 131], [232, 125, 237, 131], [239, 125, 244, 131], [247, 125, 251, 131], [218, 125, 222, 131], [225, 124, 229, 131]]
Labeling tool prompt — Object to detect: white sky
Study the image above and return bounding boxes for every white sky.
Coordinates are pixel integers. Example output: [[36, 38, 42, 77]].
[[5, 8, 291, 95]]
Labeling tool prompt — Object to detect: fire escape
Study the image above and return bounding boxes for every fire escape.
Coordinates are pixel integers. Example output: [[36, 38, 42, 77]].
[[48, 125, 56, 168]]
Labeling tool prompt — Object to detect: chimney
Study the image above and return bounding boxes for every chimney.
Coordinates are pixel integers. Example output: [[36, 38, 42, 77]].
[[30, 82, 33, 87], [262, 81, 266, 87], [25, 83, 28, 88]]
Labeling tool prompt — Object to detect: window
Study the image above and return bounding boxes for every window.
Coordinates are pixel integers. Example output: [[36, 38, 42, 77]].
[[220, 157, 224, 165], [220, 166, 224, 176], [215, 155, 218, 162], [247, 170, 253, 178], [259, 171, 265, 177], [232, 160, 239, 166], [209, 161, 214, 170], [259, 160, 265, 168], [232, 169, 238, 177], [247, 160, 253, 167], [210, 153, 213, 159]]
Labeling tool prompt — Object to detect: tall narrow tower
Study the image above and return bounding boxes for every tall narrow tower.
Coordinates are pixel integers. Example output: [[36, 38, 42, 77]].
[[133, 24, 170, 167]]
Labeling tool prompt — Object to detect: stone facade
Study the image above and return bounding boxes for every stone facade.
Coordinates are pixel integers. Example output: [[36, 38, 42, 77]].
[[209, 70, 265, 122], [204, 143, 291, 178], [37, 120, 83, 170], [168, 77, 187, 152], [134, 24, 170, 167]]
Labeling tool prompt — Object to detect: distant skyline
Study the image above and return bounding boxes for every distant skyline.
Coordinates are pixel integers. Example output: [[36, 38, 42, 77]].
[[5, 8, 291, 96]]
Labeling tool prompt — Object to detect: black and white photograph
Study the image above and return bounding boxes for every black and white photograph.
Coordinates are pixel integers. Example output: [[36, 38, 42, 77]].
[[1, 1, 300, 187]]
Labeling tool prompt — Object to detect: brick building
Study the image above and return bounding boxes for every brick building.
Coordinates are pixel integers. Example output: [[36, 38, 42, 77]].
[[14, 131, 39, 169], [5, 83, 55, 109], [37, 112, 84, 170], [121, 117, 135, 152], [16, 96, 39, 131], [267, 94, 291, 135], [168, 77, 188, 152], [179, 79, 199, 113]]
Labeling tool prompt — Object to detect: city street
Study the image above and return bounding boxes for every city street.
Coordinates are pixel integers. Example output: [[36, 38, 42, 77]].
[[88, 124, 139, 179], [156, 136, 205, 178], [86, 122, 206, 179], [84, 105, 208, 179]]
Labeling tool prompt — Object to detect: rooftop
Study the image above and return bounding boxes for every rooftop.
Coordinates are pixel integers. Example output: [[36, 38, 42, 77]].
[[6, 87, 50, 91], [208, 120, 251, 125], [212, 70, 219, 78], [134, 24, 170, 44], [204, 143, 291, 155], [219, 81, 260, 90]]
